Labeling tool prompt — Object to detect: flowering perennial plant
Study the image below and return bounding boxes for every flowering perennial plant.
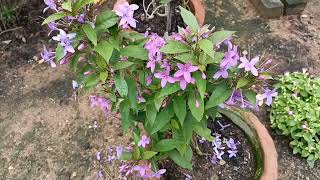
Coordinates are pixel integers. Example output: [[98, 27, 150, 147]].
[[41, 0, 277, 178]]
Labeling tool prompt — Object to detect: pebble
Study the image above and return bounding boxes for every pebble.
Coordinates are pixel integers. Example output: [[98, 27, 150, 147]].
[[72, 172, 77, 177], [2, 40, 12, 44], [8, 166, 14, 170], [301, 14, 308, 18]]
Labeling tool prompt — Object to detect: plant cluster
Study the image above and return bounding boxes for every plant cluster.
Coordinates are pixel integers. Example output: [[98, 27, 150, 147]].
[[41, 0, 277, 178], [271, 71, 320, 167]]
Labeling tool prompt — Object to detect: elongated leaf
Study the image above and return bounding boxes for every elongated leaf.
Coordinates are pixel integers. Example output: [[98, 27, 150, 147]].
[[188, 92, 204, 121], [194, 72, 206, 100], [160, 41, 191, 54], [193, 121, 214, 142], [61, 1, 72, 11], [73, 0, 94, 13], [55, 44, 65, 62], [121, 46, 148, 60], [120, 100, 131, 132], [205, 84, 232, 109], [236, 77, 250, 89], [169, 150, 193, 170], [205, 52, 225, 64], [174, 53, 194, 63], [208, 30, 236, 45], [113, 61, 134, 70], [244, 90, 256, 106], [183, 115, 193, 144], [94, 41, 113, 63], [179, 6, 199, 33], [95, 11, 119, 33], [159, 83, 180, 97], [173, 96, 187, 125], [154, 93, 165, 111], [126, 78, 137, 109], [115, 74, 128, 97], [151, 106, 174, 134], [42, 12, 67, 25], [99, 71, 108, 82], [199, 39, 214, 58], [146, 102, 157, 126], [84, 74, 100, 87], [82, 24, 97, 46], [142, 151, 158, 160], [154, 139, 179, 152]]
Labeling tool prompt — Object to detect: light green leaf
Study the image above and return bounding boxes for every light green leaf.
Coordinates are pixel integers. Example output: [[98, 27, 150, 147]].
[[146, 102, 157, 126], [96, 55, 107, 69], [179, 6, 199, 33], [199, 39, 214, 58], [188, 92, 204, 121], [193, 121, 214, 142], [61, 1, 72, 11], [154, 93, 165, 111], [183, 115, 193, 144], [55, 44, 65, 62], [173, 96, 187, 125], [160, 0, 171, 4], [120, 151, 133, 160], [194, 72, 206, 99], [120, 100, 131, 132], [208, 30, 236, 45], [42, 12, 67, 25], [142, 151, 158, 160], [205, 84, 232, 109], [205, 52, 225, 64], [174, 53, 195, 63], [159, 83, 180, 97], [99, 71, 108, 82], [94, 41, 113, 63], [121, 46, 148, 60], [169, 150, 193, 170], [73, 0, 94, 13], [160, 41, 191, 54], [244, 90, 256, 106], [82, 24, 97, 46], [113, 61, 134, 70], [154, 139, 179, 152], [115, 74, 128, 97], [95, 11, 119, 33], [126, 78, 137, 109], [133, 145, 141, 160], [236, 77, 250, 89], [84, 74, 100, 87]]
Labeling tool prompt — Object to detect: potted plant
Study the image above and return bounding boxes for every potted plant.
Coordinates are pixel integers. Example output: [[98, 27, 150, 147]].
[[40, 0, 277, 179]]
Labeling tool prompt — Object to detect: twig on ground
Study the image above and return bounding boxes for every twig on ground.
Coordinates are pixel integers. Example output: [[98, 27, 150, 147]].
[[0, 26, 22, 36]]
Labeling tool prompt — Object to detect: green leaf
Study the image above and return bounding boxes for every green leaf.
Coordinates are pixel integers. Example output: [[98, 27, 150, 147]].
[[142, 151, 158, 160], [95, 11, 119, 33], [42, 12, 67, 25], [115, 74, 128, 97], [99, 71, 108, 82], [160, 0, 171, 4], [183, 115, 193, 144], [113, 61, 134, 70], [160, 41, 191, 54], [194, 72, 206, 99], [96, 55, 107, 69], [133, 145, 141, 160], [154, 139, 179, 152], [259, 72, 273, 80], [154, 93, 165, 111], [120, 151, 133, 160], [208, 30, 236, 45], [236, 77, 250, 89], [61, 1, 72, 11], [179, 6, 199, 33], [205, 85, 232, 109], [159, 83, 180, 97], [126, 78, 137, 109], [188, 92, 204, 121], [121, 46, 148, 60], [173, 96, 187, 125], [84, 74, 100, 87], [94, 41, 113, 63], [82, 24, 97, 46], [244, 90, 256, 106], [169, 150, 193, 170], [185, 145, 193, 162], [174, 53, 195, 63], [55, 44, 65, 62], [199, 39, 214, 58], [206, 52, 225, 64], [146, 102, 157, 126], [120, 100, 131, 132], [151, 106, 174, 134], [193, 121, 213, 142], [73, 0, 94, 13]]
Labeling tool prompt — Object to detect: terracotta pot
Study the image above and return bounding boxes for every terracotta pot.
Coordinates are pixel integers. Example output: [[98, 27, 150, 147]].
[[113, 0, 205, 26], [219, 107, 278, 180]]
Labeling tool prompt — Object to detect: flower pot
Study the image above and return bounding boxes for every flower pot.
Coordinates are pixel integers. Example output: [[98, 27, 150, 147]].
[[219, 106, 278, 180], [113, 0, 205, 26]]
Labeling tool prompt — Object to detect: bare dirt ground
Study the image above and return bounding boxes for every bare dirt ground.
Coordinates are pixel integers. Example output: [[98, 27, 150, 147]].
[[0, 0, 319, 179]]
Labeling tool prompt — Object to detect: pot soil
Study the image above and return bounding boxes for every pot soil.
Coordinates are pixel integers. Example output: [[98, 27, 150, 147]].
[[114, 0, 205, 36]]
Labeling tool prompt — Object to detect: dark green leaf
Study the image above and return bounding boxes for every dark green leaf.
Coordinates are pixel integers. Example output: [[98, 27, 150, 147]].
[[146, 102, 157, 126], [174, 53, 195, 63], [113, 61, 134, 70], [188, 92, 204, 121], [199, 39, 214, 58], [194, 72, 206, 99], [173, 96, 187, 125], [121, 45, 148, 60], [160, 41, 191, 54], [94, 41, 113, 63], [142, 151, 158, 160], [115, 74, 128, 97], [208, 30, 236, 45], [55, 44, 65, 62], [169, 150, 193, 170], [82, 24, 97, 46], [95, 11, 119, 33], [120, 151, 133, 160], [159, 83, 180, 97], [205, 84, 232, 109], [154, 139, 179, 152], [120, 100, 131, 132], [244, 90, 256, 106], [151, 106, 174, 134], [236, 77, 250, 89], [73, 0, 94, 13], [126, 78, 137, 109]]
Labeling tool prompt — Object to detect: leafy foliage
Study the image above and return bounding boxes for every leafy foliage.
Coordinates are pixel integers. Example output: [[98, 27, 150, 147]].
[[271, 71, 320, 167]]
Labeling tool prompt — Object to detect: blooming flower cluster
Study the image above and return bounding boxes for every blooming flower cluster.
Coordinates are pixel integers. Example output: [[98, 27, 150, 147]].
[[114, 2, 139, 29], [210, 133, 239, 165], [90, 96, 110, 114]]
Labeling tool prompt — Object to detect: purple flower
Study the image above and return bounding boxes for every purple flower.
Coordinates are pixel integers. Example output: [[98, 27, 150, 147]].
[[133, 165, 150, 177], [48, 22, 58, 35], [146, 75, 153, 85], [115, 2, 139, 28], [259, 88, 278, 106], [214, 148, 224, 160], [137, 95, 146, 103], [220, 45, 239, 69], [201, 72, 206, 79], [43, 0, 58, 13], [90, 96, 99, 107], [174, 75, 195, 90], [226, 138, 237, 150], [198, 137, 206, 143], [41, 45, 56, 68], [154, 69, 176, 87], [138, 135, 150, 148], [52, 29, 76, 55], [184, 173, 193, 180], [174, 63, 198, 83], [152, 169, 166, 178], [77, 13, 86, 23], [210, 155, 218, 165], [97, 170, 104, 180], [213, 68, 228, 79], [238, 56, 259, 76], [116, 146, 123, 158], [227, 149, 238, 158], [107, 155, 115, 162], [170, 32, 186, 44], [97, 97, 110, 112], [146, 59, 157, 73]]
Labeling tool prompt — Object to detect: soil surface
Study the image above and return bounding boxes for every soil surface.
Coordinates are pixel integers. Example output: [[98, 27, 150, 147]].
[[162, 117, 256, 180], [0, 0, 320, 179], [132, 0, 185, 36]]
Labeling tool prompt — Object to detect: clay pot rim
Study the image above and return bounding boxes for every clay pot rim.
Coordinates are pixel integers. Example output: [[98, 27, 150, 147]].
[[219, 106, 278, 180], [113, 0, 205, 27]]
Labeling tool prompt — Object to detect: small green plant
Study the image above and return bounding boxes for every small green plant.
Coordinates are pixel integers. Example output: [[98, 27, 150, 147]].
[[1, 6, 15, 23], [271, 70, 320, 167]]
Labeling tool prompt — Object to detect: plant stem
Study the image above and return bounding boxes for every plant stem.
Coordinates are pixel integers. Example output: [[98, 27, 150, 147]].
[[165, 1, 172, 32]]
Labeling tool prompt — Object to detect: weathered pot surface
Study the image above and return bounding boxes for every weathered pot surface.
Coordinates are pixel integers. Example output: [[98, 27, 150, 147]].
[[219, 106, 278, 180], [113, 0, 205, 26]]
